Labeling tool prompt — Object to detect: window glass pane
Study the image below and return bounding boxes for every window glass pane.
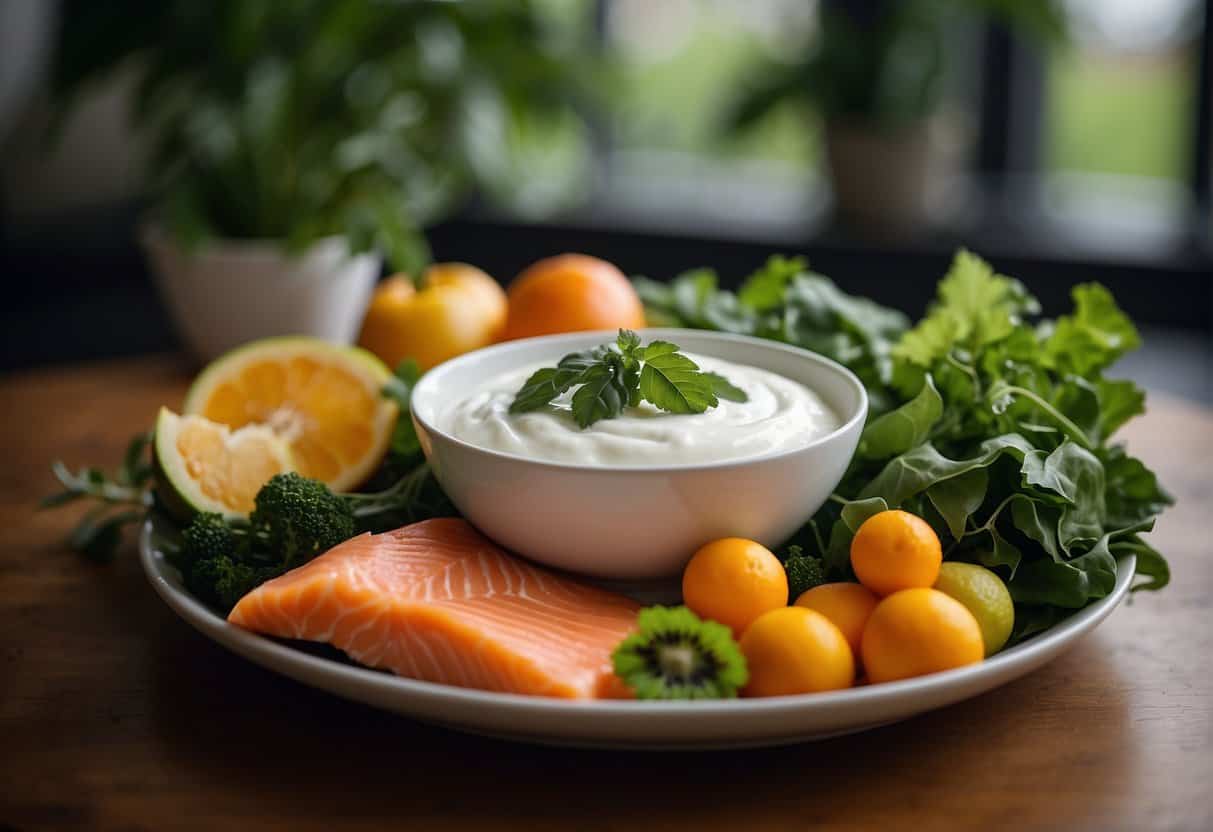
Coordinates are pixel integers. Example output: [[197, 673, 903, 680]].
[[605, 0, 819, 169], [1046, 0, 1201, 182]]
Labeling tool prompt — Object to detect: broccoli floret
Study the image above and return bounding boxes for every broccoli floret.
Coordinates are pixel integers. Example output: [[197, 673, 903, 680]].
[[187, 555, 280, 612], [175, 512, 237, 572], [174, 475, 357, 612], [250, 472, 355, 566], [783, 545, 826, 599]]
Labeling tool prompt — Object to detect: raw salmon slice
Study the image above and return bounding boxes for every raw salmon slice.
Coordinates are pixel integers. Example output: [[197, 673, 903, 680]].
[[228, 518, 640, 699]]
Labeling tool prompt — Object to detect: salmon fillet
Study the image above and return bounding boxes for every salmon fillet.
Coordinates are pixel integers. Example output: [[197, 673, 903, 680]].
[[227, 518, 640, 698]]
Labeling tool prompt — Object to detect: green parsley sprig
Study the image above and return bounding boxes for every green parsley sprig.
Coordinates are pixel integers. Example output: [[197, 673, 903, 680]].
[[509, 330, 748, 428]]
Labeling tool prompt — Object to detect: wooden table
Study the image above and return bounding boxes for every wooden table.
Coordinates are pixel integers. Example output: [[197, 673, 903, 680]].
[[2, 355, 1210, 832]]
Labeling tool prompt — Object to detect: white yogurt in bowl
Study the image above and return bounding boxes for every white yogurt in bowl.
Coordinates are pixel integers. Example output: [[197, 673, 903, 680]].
[[438, 354, 840, 467], [410, 329, 867, 578]]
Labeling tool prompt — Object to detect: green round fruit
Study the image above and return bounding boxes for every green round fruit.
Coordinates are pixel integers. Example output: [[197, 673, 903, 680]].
[[933, 562, 1015, 656]]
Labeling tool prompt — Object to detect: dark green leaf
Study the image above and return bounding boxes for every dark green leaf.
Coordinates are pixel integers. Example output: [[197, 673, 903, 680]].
[[635, 269, 721, 329], [1051, 376, 1101, 446], [509, 367, 566, 413], [570, 364, 628, 428], [737, 255, 807, 311], [703, 372, 748, 403], [616, 329, 641, 358], [639, 346, 717, 415], [1010, 496, 1063, 560], [857, 375, 943, 460], [556, 347, 611, 379], [1111, 535, 1170, 591], [976, 527, 1023, 576], [384, 359, 423, 460], [1020, 441, 1106, 551], [859, 434, 1033, 506], [510, 348, 605, 413], [926, 467, 988, 540], [1096, 378, 1145, 440], [1008, 534, 1118, 608], [1103, 447, 1173, 529]]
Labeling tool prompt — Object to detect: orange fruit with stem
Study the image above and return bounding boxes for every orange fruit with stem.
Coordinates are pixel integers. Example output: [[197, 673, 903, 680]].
[[358, 263, 507, 371]]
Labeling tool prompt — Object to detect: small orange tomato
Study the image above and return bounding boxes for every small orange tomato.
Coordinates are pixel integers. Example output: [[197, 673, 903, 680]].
[[358, 263, 507, 371], [740, 607, 855, 697], [794, 582, 879, 657], [850, 509, 942, 597], [861, 588, 984, 684], [682, 537, 787, 638]]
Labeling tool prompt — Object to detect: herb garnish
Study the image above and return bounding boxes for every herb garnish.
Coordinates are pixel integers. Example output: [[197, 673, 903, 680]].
[[509, 330, 748, 428]]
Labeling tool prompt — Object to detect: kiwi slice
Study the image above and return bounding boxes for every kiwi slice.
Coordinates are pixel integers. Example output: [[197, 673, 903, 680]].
[[612, 606, 749, 700]]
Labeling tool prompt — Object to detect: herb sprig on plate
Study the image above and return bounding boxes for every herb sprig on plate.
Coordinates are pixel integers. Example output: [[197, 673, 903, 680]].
[[509, 329, 748, 428]]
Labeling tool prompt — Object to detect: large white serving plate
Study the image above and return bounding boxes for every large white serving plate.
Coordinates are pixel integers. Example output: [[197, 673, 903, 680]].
[[140, 517, 1134, 750]]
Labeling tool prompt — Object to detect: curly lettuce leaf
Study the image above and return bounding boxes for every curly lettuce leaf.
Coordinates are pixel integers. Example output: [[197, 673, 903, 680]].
[[895, 249, 1039, 366]]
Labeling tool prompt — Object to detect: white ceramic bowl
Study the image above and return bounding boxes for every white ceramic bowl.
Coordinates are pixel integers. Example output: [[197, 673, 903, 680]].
[[410, 329, 868, 579]]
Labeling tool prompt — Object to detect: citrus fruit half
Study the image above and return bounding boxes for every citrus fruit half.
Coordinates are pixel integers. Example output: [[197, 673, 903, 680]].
[[154, 407, 294, 518], [182, 337, 397, 491]]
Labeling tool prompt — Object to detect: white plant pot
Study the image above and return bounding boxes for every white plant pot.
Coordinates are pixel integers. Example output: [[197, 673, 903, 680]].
[[140, 227, 381, 362]]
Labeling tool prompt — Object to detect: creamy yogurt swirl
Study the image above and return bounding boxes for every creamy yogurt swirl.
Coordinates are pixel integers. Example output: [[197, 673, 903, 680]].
[[438, 353, 839, 467]]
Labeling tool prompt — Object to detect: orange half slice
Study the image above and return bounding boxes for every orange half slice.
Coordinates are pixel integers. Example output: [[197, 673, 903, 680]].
[[182, 337, 397, 492]]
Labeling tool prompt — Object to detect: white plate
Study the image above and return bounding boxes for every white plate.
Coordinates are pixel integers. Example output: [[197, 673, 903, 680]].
[[140, 517, 1135, 750]]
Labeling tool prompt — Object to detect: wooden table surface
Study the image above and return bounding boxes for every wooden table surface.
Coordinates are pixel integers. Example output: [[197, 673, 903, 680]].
[[2, 355, 1210, 832]]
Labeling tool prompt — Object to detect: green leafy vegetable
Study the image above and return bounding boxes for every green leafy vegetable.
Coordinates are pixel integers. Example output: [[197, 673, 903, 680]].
[[382, 359, 423, 462], [857, 375, 943, 460], [639, 249, 1172, 643], [894, 250, 1038, 367], [612, 606, 748, 700], [509, 330, 748, 428], [636, 256, 909, 413]]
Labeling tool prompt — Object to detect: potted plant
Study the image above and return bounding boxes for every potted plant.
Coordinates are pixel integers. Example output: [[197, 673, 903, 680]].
[[727, 0, 1064, 237], [51, 0, 591, 360]]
